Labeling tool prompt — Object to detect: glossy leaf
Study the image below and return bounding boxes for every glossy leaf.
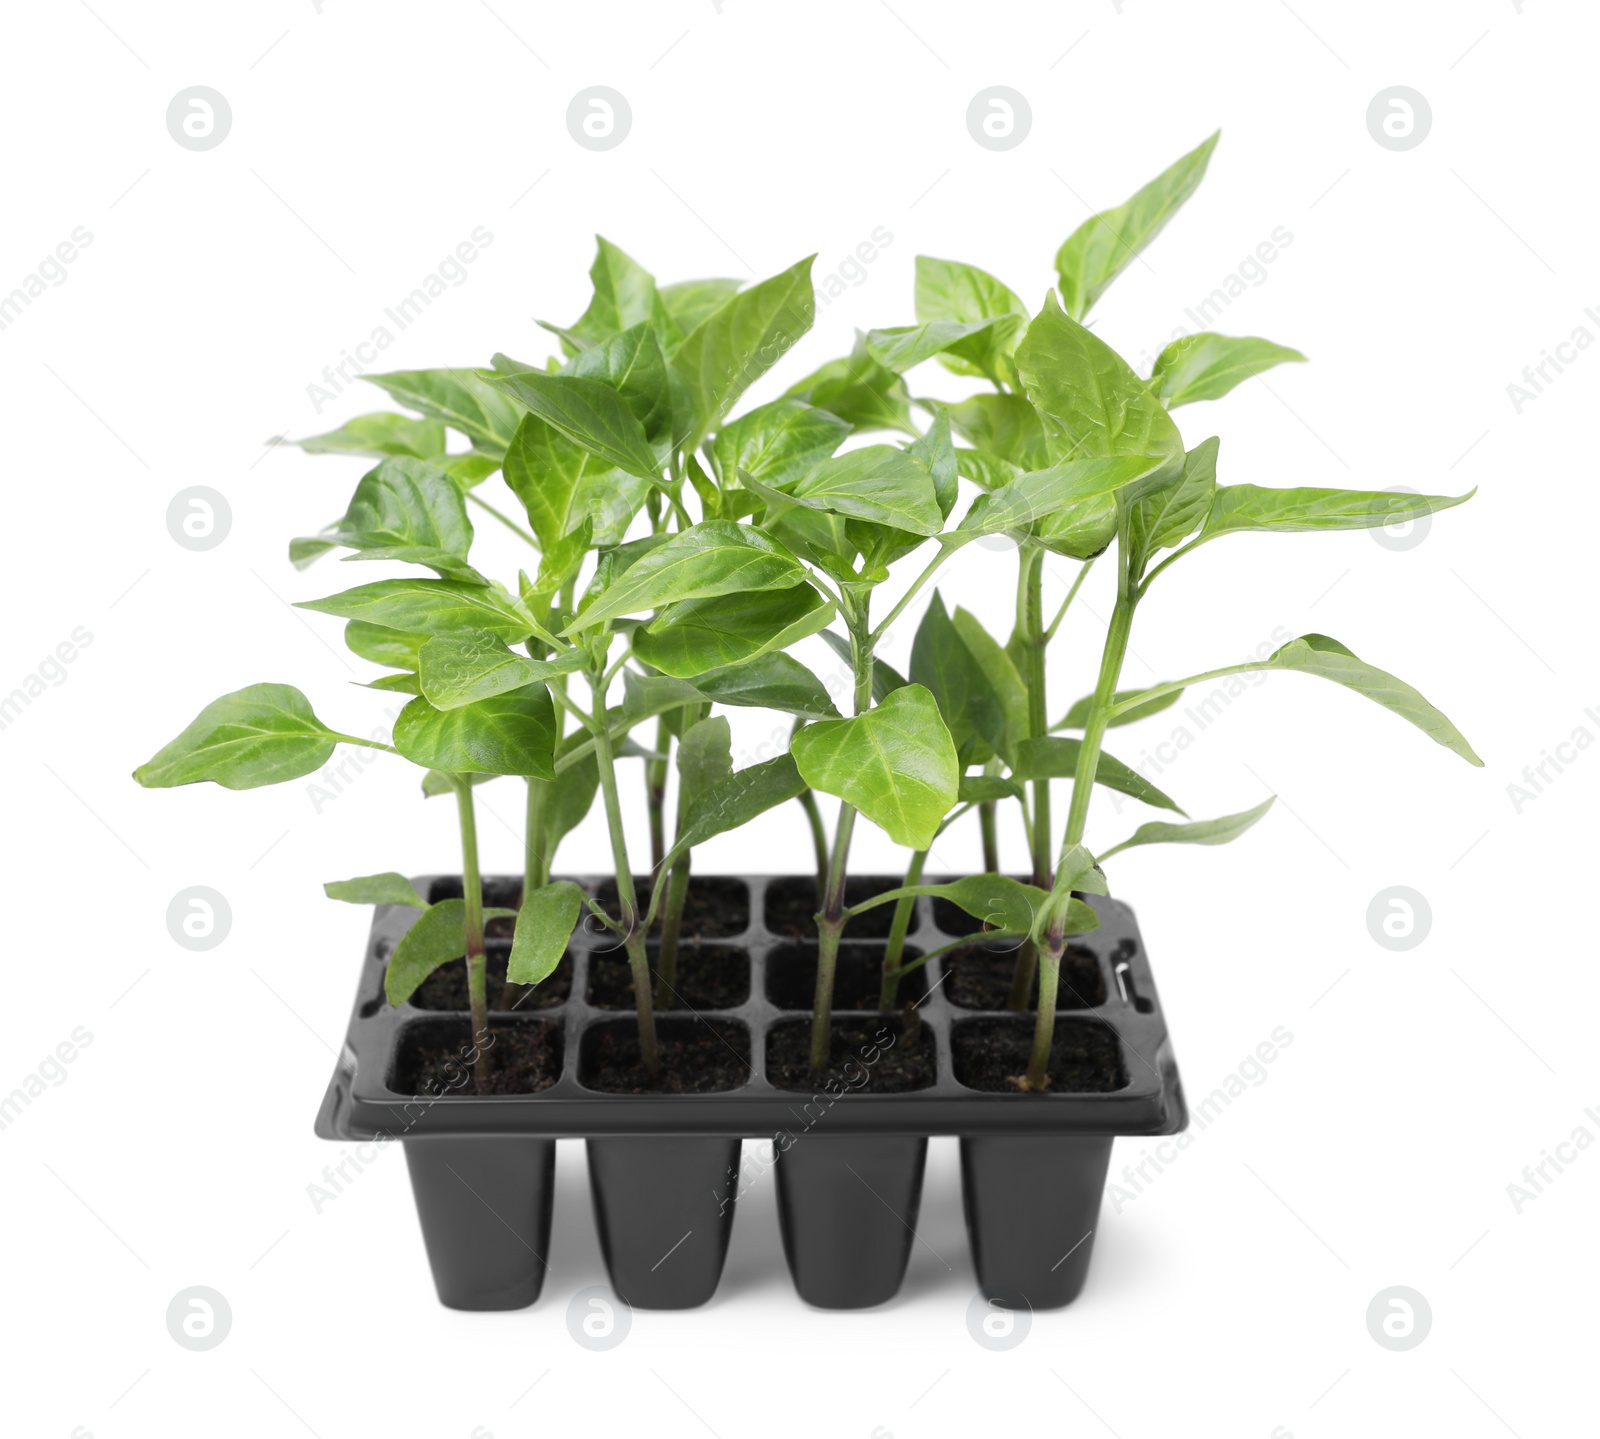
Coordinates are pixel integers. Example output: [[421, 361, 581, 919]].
[[1255, 634, 1482, 764], [290, 413, 445, 459], [910, 593, 1002, 766], [300, 578, 539, 643], [959, 454, 1169, 537], [865, 318, 1012, 375], [634, 583, 834, 678], [1016, 293, 1183, 471], [669, 753, 807, 862], [562, 321, 673, 439], [294, 457, 478, 580], [958, 775, 1024, 803], [692, 652, 841, 721], [949, 608, 1028, 763], [1013, 736, 1184, 813], [385, 900, 467, 1005], [672, 256, 816, 443], [487, 366, 660, 479], [1129, 436, 1219, 564], [713, 399, 850, 489], [562, 237, 664, 351], [418, 629, 586, 709], [940, 393, 1049, 469], [1152, 333, 1306, 407], [133, 684, 342, 790], [502, 411, 648, 551], [566, 522, 804, 631], [1055, 131, 1219, 319], [363, 369, 526, 456], [783, 335, 916, 436], [1056, 685, 1184, 730], [676, 716, 733, 813], [913, 256, 1029, 378], [788, 445, 944, 536], [393, 684, 558, 777], [791, 684, 960, 849], [1199, 485, 1474, 542], [325, 872, 426, 908], [507, 881, 586, 986], [851, 874, 1050, 935], [658, 277, 742, 339], [1100, 797, 1276, 861], [344, 621, 426, 671]]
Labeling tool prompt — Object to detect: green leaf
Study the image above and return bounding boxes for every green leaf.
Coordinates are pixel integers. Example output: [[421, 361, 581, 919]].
[[1199, 485, 1474, 542], [363, 672, 421, 694], [344, 621, 426, 671], [1013, 736, 1184, 813], [296, 456, 478, 580], [788, 445, 944, 536], [713, 399, 850, 489], [692, 652, 841, 721], [1055, 130, 1219, 319], [418, 629, 586, 709], [908, 409, 959, 520], [958, 775, 1023, 803], [910, 593, 1002, 767], [1016, 293, 1183, 469], [419, 769, 499, 799], [502, 411, 648, 551], [1056, 686, 1184, 730], [865, 318, 1013, 375], [817, 631, 907, 705], [1255, 634, 1482, 764], [633, 583, 834, 678], [1035, 496, 1118, 560], [393, 684, 558, 777], [363, 369, 526, 456], [566, 521, 804, 631], [790, 684, 960, 849], [299, 578, 539, 643], [672, 256, 816, 444], [325, 872, 426, 908], [955, 448, 1024, 493], [676, 716, 733, 813], [851, 874, 1050, 935], [620, 671, 708, 726], [562, 321, 673, 440], [289, 413, 446, 459], [542, 739, 599, 851], [949, 608, 1028, 763], [562, 237, 665, 351], [940, 393, 1049, 469], [1129, 436, 1218, 565], [507, 881, 586, 986], [133, 684, 342, 790], [526, 517, 594, 598], [487, 367, 660, 479], [669, 753, 808, 861], [385, 900, 467, 1005], [913, 256, 1029, 379], [1151, 333, 1306, 407], [1100, 797, 1276, 861], [783, 334, 916, 436], [959, 454, 1170, 537], [658, 277, 742, 340]]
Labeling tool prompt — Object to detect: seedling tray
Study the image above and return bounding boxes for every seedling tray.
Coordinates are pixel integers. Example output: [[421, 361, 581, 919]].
[[314, 873, 1187, 1312], [315, 874, 1187, 1140]]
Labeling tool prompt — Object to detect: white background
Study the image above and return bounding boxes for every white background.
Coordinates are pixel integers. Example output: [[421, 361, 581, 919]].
[[2, 1, 1594, 1435]]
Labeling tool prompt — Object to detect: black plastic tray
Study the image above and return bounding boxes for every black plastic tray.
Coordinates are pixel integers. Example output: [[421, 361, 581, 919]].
[[315, 875, 1187, 1141]]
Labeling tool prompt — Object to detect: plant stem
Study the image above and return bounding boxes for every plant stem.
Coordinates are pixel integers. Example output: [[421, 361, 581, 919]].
[[655, 856, 691, 1006], [1008, 543, 1052, 1010], [454, 778, 491, 1093], [798, 788, 830, 905], [810, 601, 874, 1071], [591, 668, 660, 1078], [1024, 518, 1138, 1091], [646, 715, 670, 874], [879, 848, 926, 1010]]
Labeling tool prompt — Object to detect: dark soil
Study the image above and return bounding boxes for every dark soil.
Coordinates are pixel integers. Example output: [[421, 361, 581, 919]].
[[763, 875, 905, 940], [765, 1018, 936, 1093], [943, 943, 1105, 1011], [952, 1018, 1126, 1093], [423, 877, 522, 939], [390, 1018, 561, 1096], [764, 943, 928, 1010], [587, 945, 750, 1010], [594, 875, 750, 938], [579, 1018, 751, 1094], [406, 943, 573, 1011]]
